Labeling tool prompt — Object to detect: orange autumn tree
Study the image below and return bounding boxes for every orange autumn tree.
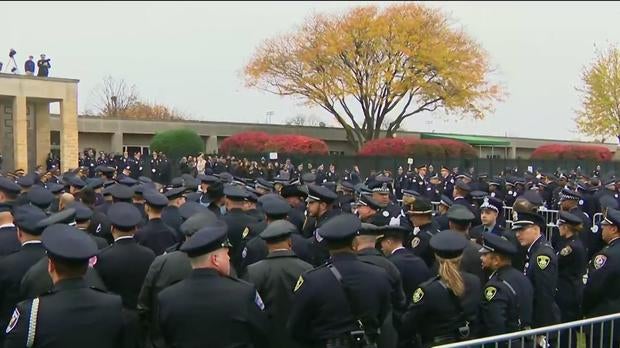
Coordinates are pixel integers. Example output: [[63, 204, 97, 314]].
[[245, 3, 503, 150]]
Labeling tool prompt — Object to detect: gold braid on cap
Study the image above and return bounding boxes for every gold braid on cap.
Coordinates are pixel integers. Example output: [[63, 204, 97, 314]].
[[402, 195, 416, 213]]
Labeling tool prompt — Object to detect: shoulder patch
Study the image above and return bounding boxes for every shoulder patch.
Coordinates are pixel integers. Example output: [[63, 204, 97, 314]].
[[560, 246, 572, 256], [5, 308, 19, 334], [411, 237, 421, 249], [537, 255, 551, 270], [484, 286, 497, 301], [412, 288, 424, 303], [594, 254, 607, 270], [294, 275, 304, 292], [254, 291, 265, 310], [242, 227, 250, 239]]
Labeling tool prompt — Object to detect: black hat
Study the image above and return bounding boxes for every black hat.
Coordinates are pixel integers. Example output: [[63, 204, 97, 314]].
[[511, 211, 545, 231], [415, 163, 427, 170], [138, 176, 153, 184], [96, 166, 115, 175], [68, 202, 94, 222], [255, 178, 274, 192], [430, 230, 468, 259], [179, 201, 209, 220], [223, 185, 250, 201], [118, 176, 138, 187], [42, 224, 98, 262], [454, 180, 471, 192], [601, 208, 620, 227], [170, 177, 184, 188], [0, 203, 12, 213], [216, 172, 234, 184], [108, 202, 142, 229], [470, 190, 488, 200], [206, 181, 225, 200], [369, 176, 392, 194], [181, 211, 220, 237], [357, 194, 386, 211], [16, 175, 35, 188], [85, 178, 104, 190], [165, 187, 186, 200], [322, 182, 337, 193], [447, 205, 475, 222], [376, 225, 410, 241], [301, 173, 316, 184], [318, 214, 361, 242], [406, 196, 433, 215], [46, 183, 65, 194], [144, 190, 169, 208], [479, 232, 517, 255], [559, 188, 582, 202], [26, 186, 54, 209], [185, 192, 201, 203], [13, 205, 47, 235], [557, 211, 583, 226], [439, 195, 453, 207], [480, 197, 503, 214], [108, 184, 135, 201], [37, 208, 77, 230], [402, 189, 421, 198], [198, 174, 219, 184], [67, 176, 86, 189], [280, 184, 307, 199], [0, 177, 21, 194], [262, 197, 291, 217], [260, 220, 296, 241], [103, 180, 116, 189], [488, 177, 503, 186], [357, 223, 382, 236], [180, 222, 232, 257], [306, 184, 337, 204], [518, 190, 544, 207], [600, 195, 619, 211]]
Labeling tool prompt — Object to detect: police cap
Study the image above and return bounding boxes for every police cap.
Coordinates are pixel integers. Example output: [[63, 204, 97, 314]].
[[341, 181, 355, 192], [108, 184, 135, 201], [96, 166, 115, 175], [46, 183, 65, 194], [198, 174, 219, 184], [180, 211, 220, 237], [301, 173, 316, 184], [179, 201, 209, 220], [406, 196, 433, 215], [165, 187, 186, 200], [439, 195, 453, 208], [480, 197, 503, 214], [0, 177, 22, 195], [479, 232, 517, 255], [558, 211, 583, 226], [16, 175, 35, 188], [67, 202, 94, 222], [559, 188, 582, 202], [260, 220, 296, 241], [67, 176, 86, 189], [318, 214, 361, 242], [180, 222, 232, 257], [255, 178, 273, 192], [262, 197, 291, 217], [447, 205, 475, 222], [108, 202, 142, 230], [511, 211, 545, 231], [118, 176, 138, 187], [454, 180, 471, 192], [306, 184, 337, 204], [144, 190, 169, 208], [357, 223, 382, 236], [377, 225, 410, 241], [42, 224, 98, 262], [138, 176, 153, 184], [36, 208, 77, 230], [13, 205, 47, 235], [86, 178, 104, 190], [357, 194, 386, 211], [26, 186, 54, 209], [601, 208, 620, 227], [430, 230, 468, 259], [223, 185, 250, 201]]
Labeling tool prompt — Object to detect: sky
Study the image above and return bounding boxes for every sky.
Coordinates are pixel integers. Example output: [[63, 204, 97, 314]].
[[3, 1, 620, 141]]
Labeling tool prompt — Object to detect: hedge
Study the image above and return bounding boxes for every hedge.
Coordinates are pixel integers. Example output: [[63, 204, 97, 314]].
[[531, 144, 613, 161], [358, 137, 477, 158], [219, 131, 328, 155], [150, 128, 204, 159]]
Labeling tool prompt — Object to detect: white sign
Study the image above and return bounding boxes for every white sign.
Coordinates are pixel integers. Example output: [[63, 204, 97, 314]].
[[407, 158, 414, 165], [269, 152, 278, 160], [527, 165, 533, 173]]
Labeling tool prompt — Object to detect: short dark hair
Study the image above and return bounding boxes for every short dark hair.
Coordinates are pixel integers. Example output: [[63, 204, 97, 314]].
[[50, 257, 88, 278]]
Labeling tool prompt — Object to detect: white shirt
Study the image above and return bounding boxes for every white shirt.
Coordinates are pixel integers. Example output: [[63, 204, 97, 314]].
[[391, 246, 405, 255], [114, 236, 134, 243], [0, 223, 15, 229], [22, 240, 42, 247]]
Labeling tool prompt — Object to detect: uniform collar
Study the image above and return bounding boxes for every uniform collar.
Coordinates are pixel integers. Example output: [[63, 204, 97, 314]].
[[356, 248, 383, 257], [527, 235, 544, 254], [0, 223, 15, 229], [191, 267, 221, 278], [608, 237, 620, 246], [329, 251, 358, 262], [22, 240, 43, 247], [52, 277, 87, 292], [391, 246, 406, 255], [114, 235, 134, 243]]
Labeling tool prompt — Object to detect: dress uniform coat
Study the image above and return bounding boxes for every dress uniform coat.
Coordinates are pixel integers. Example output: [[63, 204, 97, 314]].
[[0, 242, 46, 341], [470, 224, 504, 245], [400, 273, 481, 347], [288, 252, 392, 345], [555, 235, 586, 322], [302, 209, 340, 266], [409, 222, 441, 268], [77, 227, 109, 249], [434, 213, 450, 231], [244, 250, 313, 348], [138, 249, 192, 348], [19, 258, 107, 299], [287, 205, 306, 232], [161, 206, 184, 241], [387, 247, 431, 305], [0, 225, 20, 260], [95, 236, 156, 309], [221, 208, 260, 274], [524, 236, 561, 328], [241, 230, 314, 275], [4, 278, 126, 348], [480, 266, 534, 337], [158, 268, 269, 348], [135, 218, 179, 256]]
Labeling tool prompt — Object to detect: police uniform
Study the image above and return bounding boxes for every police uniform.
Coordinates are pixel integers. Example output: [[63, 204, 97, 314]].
[[410, 165, 430, 198], [25, 186, 54, 211], [433, 195, 452, 231], [280, 183, 307, 231], [95, 202, 156, 310], [243, 220, 313, 348], [405, 196, 440, 268], [445, 205, 486, 283], [137, 213, 215, 348], [400, 230, 481, 347], [368, 177, 403, 225], [70, 201, 109, 249], [357, 194, 389, 226], [441, 166, 455, 199], [161, 187, 186, 241], [469, 197, 505, 244], [479, 232, 534, 338], [221, 185, 260, 275], [4, 224, 127, 348], [135, 190, 178, 256], [0, 206, 47, 343], [0, 205, 20, 260], [302, 184, 340, 266], [288, 214, 392, 347], [157, 224, 269, 348], [583, 209, 620, 346], [513, 212, 561, 328]]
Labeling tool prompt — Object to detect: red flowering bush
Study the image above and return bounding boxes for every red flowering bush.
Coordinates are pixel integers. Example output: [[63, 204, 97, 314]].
[[359, 137, 476, 158], [219, 132, 328, 155], [531, 144, 613, 161]]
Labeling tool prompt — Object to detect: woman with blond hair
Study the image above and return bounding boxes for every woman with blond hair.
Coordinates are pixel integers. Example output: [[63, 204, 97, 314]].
[[400, 230, 481, 347]]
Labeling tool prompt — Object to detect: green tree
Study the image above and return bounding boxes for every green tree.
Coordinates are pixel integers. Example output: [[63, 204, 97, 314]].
[[150, 128, 203, 159], [576, 45, 620, 143], [245, 3, 502, 150]]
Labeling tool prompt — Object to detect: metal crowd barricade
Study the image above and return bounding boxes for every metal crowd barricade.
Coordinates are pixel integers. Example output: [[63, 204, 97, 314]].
[[434, 312, 620, 348]]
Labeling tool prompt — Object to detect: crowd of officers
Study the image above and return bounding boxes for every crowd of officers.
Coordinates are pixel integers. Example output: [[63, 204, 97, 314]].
[[0, 162, 619, 348]]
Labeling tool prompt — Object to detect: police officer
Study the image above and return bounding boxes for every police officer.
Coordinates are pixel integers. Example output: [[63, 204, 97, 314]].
[[243, 220, 313, 348], [288, 214, 392, 347], [4, 224, 127, 348], [26, 185, 54, 211], [69, 201, 109, 249], [301, 184, 340, 266], [446, 205, 485, 283], [479, 232, 533, 338], [161, 187, 186, 241], [440, 166, 455, 199], [355, 194, 389, 226], [470, 197, 504, 244], [369, 176, 403, 225], [583, 208, 620, 346], [410, 164, 430, 198], [0, 178, 22, 259], [138, 212, 217, 348], [400, 230, 481, 347], [404, 195, 440, 268], [157, 223, 269, 348], [512, 211, 561, 329], [433, 195, 452, 231], [280, 183, 307, 231], [221, 185, 260, 275], [558, 188, 593, 257], [135, 190, 178, 256]]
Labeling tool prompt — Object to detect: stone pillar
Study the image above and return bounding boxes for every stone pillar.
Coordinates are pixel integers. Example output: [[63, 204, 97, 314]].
[[60, 90, 78, 172], [111, 132, 124, 154], [510, 146, 517, 159], [35, 102, 51, 168], [206, 135, 218, 154], [12, 96, 28, 172]]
